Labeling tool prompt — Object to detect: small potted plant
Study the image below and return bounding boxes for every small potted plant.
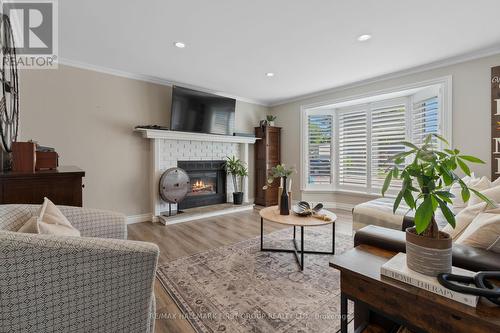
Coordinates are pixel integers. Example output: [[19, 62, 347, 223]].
[[382, 134, 493, 276], [224, 156, 248, 205], [266, 115, 277, 127], [263, 164, 295, 215]]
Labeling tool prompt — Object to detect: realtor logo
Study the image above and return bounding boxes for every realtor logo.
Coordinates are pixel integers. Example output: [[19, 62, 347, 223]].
[[2, 0, 58, 68]]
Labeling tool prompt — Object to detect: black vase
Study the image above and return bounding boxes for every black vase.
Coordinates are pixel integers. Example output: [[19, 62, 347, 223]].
[[280, 176, 289, 215]]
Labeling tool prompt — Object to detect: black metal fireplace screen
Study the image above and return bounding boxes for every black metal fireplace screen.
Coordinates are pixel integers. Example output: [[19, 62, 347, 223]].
[[177, 160, 226, 209]]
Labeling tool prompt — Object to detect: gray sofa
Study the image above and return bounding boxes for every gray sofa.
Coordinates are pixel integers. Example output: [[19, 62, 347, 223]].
[[0, 204, 159, 333], [353, 197, 448, 231]]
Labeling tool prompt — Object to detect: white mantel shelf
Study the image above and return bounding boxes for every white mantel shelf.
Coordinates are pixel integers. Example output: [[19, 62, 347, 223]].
[[135, 128, 258, 144]]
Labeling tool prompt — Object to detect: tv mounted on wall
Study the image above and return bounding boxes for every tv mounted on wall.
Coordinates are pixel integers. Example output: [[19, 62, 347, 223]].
[[170, 86, 236, 136]]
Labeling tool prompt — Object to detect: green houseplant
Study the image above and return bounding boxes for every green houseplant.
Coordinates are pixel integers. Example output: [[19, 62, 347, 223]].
[[266, 115, 277, 126], [382, 134, 493, 276], [263, 164, 295, 190], [224, 156, 248, 205], [263, 164, 295, 215]]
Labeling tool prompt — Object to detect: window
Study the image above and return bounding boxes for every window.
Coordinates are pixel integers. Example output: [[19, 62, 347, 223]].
[[301, 79, 451, 194], [307, 114, 333, 185], [370, 102, 406, 189], [412, 96, 439, 147], [338, 109, 367, 187]]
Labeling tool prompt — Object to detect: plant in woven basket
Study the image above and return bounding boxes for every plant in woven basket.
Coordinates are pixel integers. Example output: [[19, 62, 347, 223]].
[[382, 133, 494, 275], [382, 133, 492, 236]]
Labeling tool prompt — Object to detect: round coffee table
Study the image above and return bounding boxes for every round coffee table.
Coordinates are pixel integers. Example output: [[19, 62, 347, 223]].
[[259, 205, 337, 271]]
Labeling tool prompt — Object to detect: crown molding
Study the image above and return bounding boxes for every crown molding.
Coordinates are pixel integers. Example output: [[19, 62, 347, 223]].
[[59, 43, 500, 109], [58, 57, 270, 106], [269, 44, 500, 107]]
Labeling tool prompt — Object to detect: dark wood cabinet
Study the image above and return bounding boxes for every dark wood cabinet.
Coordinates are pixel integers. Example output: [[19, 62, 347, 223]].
[[0, 166, 85, 206], [254, 126, 281, 206]]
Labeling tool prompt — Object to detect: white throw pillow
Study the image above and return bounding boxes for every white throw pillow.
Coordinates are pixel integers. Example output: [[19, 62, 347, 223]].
[[487, 236, 500, 253], [450, 176, 490, 210], [450, 175, 475, 209], [468, 184, 500, 206], [491, 177, 500, 187], [466, 176, 492, 205], [442, 202, 487, 239], [456, 207, 500, 252], [18, 197, 81, 237]]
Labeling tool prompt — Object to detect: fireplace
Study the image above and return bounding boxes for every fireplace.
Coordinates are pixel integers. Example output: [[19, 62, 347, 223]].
[[177, 160, 226, 209]]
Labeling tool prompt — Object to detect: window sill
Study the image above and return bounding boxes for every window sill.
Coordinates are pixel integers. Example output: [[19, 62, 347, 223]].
[[300, 188, 396, 199]]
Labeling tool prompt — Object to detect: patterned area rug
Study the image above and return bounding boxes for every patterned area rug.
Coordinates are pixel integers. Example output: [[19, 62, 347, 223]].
[[157, 225, 354, 333]]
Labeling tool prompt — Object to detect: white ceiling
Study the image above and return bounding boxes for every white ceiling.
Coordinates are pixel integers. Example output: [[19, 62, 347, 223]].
[[60, 1, 500, 106]]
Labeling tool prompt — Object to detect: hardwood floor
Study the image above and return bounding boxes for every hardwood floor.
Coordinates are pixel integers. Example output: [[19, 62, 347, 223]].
[[127, 207, 356, 333]]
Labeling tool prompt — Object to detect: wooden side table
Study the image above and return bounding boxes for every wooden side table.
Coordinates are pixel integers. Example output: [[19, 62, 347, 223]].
[[0, 166, 85, 206], [330, 245, 500, 333], [259, 206, 337, 270]]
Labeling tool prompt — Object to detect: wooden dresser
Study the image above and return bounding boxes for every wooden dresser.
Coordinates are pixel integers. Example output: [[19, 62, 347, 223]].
[[254, 126, 281, 206], [0, 166, 85, 206]]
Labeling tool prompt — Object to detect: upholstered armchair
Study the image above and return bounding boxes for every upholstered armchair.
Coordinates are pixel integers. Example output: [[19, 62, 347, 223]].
[[0, 204, 159, 333]]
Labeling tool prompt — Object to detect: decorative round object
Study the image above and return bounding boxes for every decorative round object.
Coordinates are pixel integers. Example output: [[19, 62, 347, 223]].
[[159, 167, 190, 203], [292, 201, 324, 217], [0, 14, 19, 153]]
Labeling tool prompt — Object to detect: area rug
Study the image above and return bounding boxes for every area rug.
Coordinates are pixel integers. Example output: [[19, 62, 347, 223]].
[[157, 225, 354, 333]]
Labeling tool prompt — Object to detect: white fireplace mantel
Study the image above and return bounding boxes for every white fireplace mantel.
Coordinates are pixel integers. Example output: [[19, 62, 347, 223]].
[[135, 128, 258, 222], [135, 128, 258, 144]]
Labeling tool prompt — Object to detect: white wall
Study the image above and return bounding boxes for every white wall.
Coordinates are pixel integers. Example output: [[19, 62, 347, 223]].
[[19, 65, 268, 217], [271, 53, 500, 206]]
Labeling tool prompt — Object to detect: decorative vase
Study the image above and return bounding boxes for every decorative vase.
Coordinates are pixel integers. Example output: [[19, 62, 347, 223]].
[[280, 177, 289, 215], [277, 186, 283, 207], [405, 226, 452, 277], [268, 121, 275, 127], [233, 192, 243, 205]]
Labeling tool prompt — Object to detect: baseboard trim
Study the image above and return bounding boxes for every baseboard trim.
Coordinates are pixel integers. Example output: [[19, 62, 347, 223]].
[[159, 204, 254, 225], [128, 200, 350, 225], [127, 213, 152, 224], [321, 202, 354, 212], [291, 199, 354, 212]]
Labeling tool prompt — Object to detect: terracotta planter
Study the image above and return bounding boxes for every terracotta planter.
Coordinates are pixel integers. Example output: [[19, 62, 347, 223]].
[[405, 227, 452, 277]]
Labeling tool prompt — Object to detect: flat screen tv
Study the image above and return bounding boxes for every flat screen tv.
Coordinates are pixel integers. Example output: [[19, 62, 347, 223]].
[[170, 86, 235, 135]]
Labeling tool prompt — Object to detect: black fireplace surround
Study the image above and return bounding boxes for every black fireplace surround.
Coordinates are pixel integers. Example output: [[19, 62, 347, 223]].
[[177, 160, 227, 209]]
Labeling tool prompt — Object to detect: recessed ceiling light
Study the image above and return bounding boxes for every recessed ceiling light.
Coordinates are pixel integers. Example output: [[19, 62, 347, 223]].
[[174, 41, 186, 48], [357, 34, 372, 42], [265, 72, 275, 77]]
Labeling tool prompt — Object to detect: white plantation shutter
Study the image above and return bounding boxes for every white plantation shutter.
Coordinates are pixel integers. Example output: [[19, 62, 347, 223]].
[[338, 110, 367, 187], [307, 115, 333, 185], [302, 85, 447, 194], [370, 104, 406, 188], [412, 96, 439, 146]]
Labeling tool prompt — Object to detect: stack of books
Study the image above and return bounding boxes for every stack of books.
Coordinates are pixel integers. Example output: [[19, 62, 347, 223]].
[[381, 253, 478, 307]]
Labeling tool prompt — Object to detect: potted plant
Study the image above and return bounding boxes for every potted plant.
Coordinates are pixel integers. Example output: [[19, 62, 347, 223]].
[[263, 164, 295, 215], [224, 156, 248, 205], [382, 134, 493, 276], [266, 115, 277, 127]]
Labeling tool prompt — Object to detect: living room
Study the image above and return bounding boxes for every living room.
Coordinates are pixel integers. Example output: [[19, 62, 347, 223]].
[[1, 1, 500, 332]]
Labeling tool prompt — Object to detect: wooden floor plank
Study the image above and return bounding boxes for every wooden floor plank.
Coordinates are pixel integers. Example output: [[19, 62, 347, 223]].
[[128, 207, 356, 332]]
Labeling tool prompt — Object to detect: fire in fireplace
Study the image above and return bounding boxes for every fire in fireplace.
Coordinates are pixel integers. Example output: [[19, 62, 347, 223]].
[[189, 174, 216, 196], [177, 160, 226, 209]]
